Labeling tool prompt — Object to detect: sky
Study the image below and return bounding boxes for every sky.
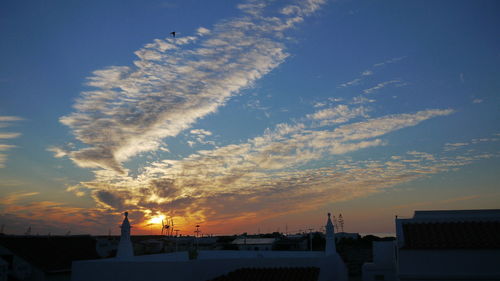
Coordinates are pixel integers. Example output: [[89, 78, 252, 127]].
[[0, 0, 499, 236]]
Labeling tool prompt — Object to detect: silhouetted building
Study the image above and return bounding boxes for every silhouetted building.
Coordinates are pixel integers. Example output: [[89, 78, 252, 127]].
[[0, 235, 100, 281], [395, 209, 500, 281]]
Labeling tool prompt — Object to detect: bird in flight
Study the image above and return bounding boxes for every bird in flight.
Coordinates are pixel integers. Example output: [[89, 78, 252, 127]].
[[170, 31, 176, 38]]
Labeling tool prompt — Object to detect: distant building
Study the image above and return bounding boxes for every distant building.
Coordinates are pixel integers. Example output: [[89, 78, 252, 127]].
[[395, 209, 500, 281], [72, 212, 348, 281], [195, 237, 218, 250], [335, 232, 360, 241], [231, 238, 276, 251], [274, 235, 309, 251]]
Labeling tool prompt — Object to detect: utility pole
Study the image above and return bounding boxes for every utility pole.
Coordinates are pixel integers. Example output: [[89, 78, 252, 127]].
[[194, 225, 201, 249], [308, 228, 314, 251]]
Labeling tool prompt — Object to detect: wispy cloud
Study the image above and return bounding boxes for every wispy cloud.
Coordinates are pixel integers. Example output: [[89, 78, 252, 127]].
[[55, 0, 326, 174], [351, 96, 375, 104], [373, 56, 406, 68], [36, 1, 496, 235], [189, 128, 215, 147], [338, 56, 406, 89], [60, 106, 456, 233], [339, 77, 363, 88], [0, 116, 22, 168], [0, 191, 39, 207], [307, 104, 369, 126], [338, 69, 374, 88], [444, 142, 469, 151], [0, 194, 121, 235], [47, 23, 454, 231], [362, 80, 400, 94]]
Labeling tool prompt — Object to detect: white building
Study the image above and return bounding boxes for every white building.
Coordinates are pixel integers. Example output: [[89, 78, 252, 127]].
[[395, 209, 500, 281], [72, 212, 348, 281], [116, 212, 133, 258]]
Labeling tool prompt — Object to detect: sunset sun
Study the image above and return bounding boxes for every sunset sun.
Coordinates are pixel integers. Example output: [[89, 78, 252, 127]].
[[148, 215, 166, 225]]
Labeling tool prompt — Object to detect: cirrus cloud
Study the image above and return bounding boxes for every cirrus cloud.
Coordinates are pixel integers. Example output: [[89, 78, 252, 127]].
[[0, 116, 22, 168], [56, 0, 326, 174]]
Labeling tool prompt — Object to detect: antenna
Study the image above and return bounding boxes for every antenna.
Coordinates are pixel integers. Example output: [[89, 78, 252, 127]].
[[25, 226, 31, 236], [194, 224, 201, 238], [332, 214, 339, 230], [338, 213, 344, 232], [161, 220, 165, 235], [308, 228, 314, 251]]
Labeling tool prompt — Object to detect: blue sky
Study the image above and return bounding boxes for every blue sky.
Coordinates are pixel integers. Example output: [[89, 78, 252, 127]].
[[0, 0, 499, 235]]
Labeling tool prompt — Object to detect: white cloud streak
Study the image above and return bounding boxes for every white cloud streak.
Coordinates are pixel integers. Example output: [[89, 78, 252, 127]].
[[363, 80, 400, 94], [373, 56, 406, 67], [57, 0, 326, 173], [307, 104, 369, 126], [0, 116, 22, 168]]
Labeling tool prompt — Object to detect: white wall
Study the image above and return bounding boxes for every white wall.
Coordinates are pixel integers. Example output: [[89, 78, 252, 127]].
[[72, 253, 348, 281], [197, 250, 323, 259]]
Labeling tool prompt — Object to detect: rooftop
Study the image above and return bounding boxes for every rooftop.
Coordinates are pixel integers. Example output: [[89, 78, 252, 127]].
[[413, 209, 500, 220]]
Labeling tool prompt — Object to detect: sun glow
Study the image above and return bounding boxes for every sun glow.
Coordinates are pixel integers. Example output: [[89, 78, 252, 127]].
[[148, 214, 166, 225]]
